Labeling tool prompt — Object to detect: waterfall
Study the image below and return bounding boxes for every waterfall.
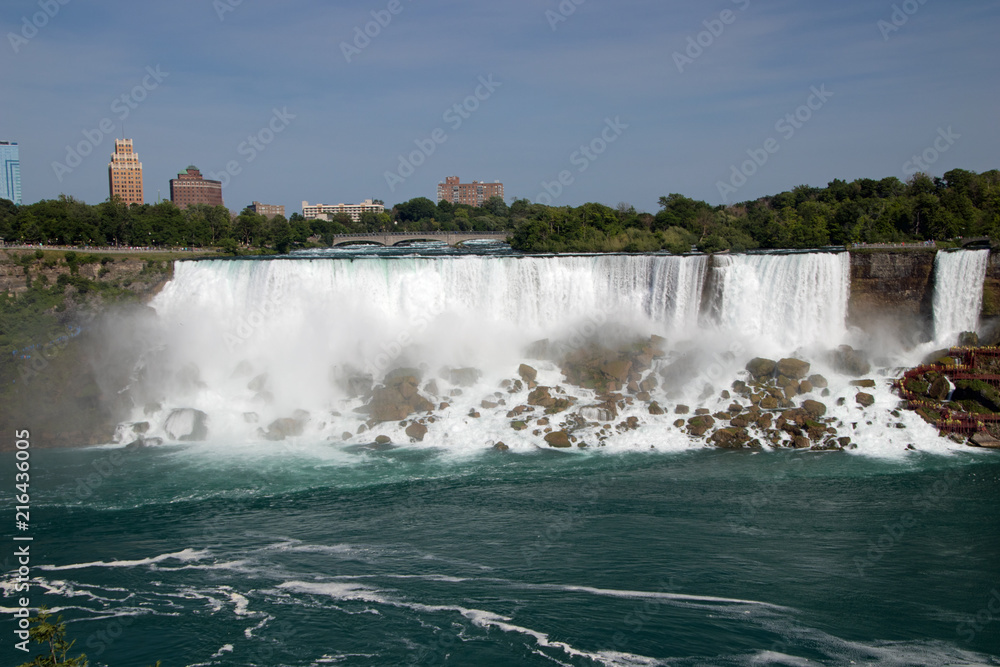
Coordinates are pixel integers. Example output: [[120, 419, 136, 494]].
[[932, 249, 989, 345], [710, 252, 850, 351]]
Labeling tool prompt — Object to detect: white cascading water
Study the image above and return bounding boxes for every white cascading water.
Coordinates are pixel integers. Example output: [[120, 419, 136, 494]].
[[710, 252, 851, 353], [932, 249, 989, 345]]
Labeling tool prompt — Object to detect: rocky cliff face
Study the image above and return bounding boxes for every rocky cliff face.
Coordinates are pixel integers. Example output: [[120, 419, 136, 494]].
[[848, 251, 936, 340]]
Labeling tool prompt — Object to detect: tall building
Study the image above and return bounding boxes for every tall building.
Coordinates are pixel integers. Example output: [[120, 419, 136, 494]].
[[436, 176, 504, 207], [108, 139, 144, 206], [170, 166, 224, 209], [302, 199, 384, 223], [248, 201, 285, 219], [0, 141, 22, 205]]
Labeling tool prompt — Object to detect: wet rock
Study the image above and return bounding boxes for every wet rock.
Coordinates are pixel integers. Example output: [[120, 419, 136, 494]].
[[544, 431, 572, 448], [927, 376, 951, 401], [648, 401, 665, 415], [832, 345, 870, 377], [777, 358, 810, 380], [711, 428, 751, 449], [760, 396, 779, 410], [265, 411, 310, 441], [405, 422, 428, 442], [673, 419, 685, 428], [687, 415, 715, 437], [850, 379, 876, 388], [481, 400, 498, 409], [675, 404, 690, 415], [341, 431, 353, 440], [792, 436, 811, 449], [448, 367, 481, 387], [639, 375, 658, 393], [601, 359, 633, 383], [746, 358, 776, 380], [799, 381, 814, 394], [808, 374, 828, 389], [424, 379, 440, 397], [164, 408, 209, 442], [375, 435, 391, 445], [971, 431, 1000, 449], [511, 421, 528, 431], [518, 363, 538, 383], [958, 331, 980, 347], [493, 441, 510, 452], [802, 400, 827, 419], [855, 392, 875, 408]]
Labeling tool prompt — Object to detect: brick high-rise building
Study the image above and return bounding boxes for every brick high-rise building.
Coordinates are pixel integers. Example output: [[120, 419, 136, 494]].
[[108, 139, 144, 206], [170, 166, 224, 209], [436, 176, 504, 207]]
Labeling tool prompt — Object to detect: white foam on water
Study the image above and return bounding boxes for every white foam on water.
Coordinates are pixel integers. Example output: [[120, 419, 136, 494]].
[[38, 548, 211, 571]]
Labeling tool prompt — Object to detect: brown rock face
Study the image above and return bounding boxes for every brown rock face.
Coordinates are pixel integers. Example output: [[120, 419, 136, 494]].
[[544, 431, 572, 448], [746, 358, 776, 380], [848, 250, 935, 338], [801, 400, 827, 418], [405, 422, 428, 442], [777, 358, 810, 380], [518, 364, 538, 383], [855, 392, 875, 407]]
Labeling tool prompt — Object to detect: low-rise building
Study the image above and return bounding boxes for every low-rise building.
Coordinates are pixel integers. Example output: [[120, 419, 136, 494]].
[[248, 201, 285, 219], [302, 199, 384, 223]]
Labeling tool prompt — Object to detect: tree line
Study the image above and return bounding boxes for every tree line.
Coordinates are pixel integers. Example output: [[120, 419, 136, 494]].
[[1, 168, 997, 254]]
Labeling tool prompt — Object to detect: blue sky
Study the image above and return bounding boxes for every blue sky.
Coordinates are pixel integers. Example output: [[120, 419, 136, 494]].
[[2, 0, 998, 215]]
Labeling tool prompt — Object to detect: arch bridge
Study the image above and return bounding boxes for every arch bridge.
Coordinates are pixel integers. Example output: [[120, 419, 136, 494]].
[[331, 231, 509, 247]]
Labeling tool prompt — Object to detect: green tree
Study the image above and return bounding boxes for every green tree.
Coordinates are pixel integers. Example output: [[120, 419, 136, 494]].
[[17, 606, 88, 666]]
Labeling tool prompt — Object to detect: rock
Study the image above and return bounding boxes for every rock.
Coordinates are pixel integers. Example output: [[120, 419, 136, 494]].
[[730, 414, 752, 428], [953, 380, 1000, 413], [792, 436, 811, 449], [850, 379, 876, 388], [639, 375, 658, 393], [675, 404, 690, 415], [757, 413, 773, 429], [544, 431, 572, 448], [802, 400, 827, 418], [673, 419, 685, 428], [247, 373, 269, 392], [855, 392, 875, 408], [695, 408, 710, 416], [746, 358, 776, 380], [832, 345, 870, 377], [783, 384, 798, 401], [405, 422, 428, 442], [264, 411, 310, 441], [711, 428, 750, 449], [958, 331, 980, 347], [528, 386, 554, 407], [341, 431, 353, 440], [424, 379, 440, 397], [760, 396, 779, 410], [687, 415, 715, 437], [971, 431, 1000, 449], [808, 374, 829, 389], [601, 359, 633, 383], [518, 364, 538, 383], [648, 401, 665, 415], [799, 381, 813, 394], [493, 441, 510, 452], [511, 421, 528, 431], [927, 376, 951, 401], [164, 408, 209, 441], [777, 358, 810, 380], [374, 435, 391, 445], [481, 400, 498, 409], [448, 367, 481, 387], [525, 339, 552, 360]]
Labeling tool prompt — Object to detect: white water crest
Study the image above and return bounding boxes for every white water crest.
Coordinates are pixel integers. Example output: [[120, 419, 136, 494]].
[[710, 252, 851, 352], [932, 249, 989, 345]]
